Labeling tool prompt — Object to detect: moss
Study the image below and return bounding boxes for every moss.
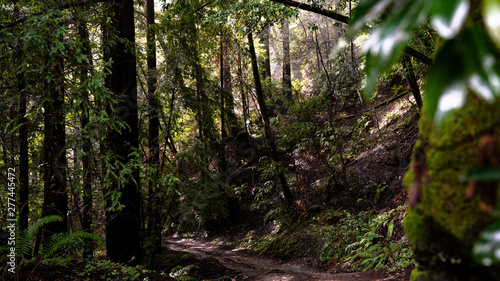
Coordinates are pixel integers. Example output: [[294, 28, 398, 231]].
[[403, 209, 429, 253], [409, 268, 428, 281], [404, 97, 500, 279]]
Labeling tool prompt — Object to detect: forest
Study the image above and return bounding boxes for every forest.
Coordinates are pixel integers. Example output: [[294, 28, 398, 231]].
[[1, 0, 500, 280]]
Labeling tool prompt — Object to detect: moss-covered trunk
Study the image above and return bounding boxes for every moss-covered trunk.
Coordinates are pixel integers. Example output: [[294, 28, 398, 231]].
[[404, 98, 500, 280]]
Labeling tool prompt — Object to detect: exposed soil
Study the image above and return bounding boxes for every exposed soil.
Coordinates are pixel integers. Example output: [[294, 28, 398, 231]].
[[166, 237, 412, 280]]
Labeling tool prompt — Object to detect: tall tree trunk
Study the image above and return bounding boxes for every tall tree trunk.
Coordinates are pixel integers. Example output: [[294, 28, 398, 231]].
[[104, 0, 141, 264], [145, 0, 162, 266], [314, 30, 332, 89], [248, 32, 295, 211], [282, 20, 292, 102], [77, 19, 94, 259], [16, 44, 29, 234], [219, 38, 227, 180], [237, 49, 249, 133], [42, 56, 68, 236], [221, 36, 240, 137], [402, 55, 422, 110], [263, 25, 271, 81]]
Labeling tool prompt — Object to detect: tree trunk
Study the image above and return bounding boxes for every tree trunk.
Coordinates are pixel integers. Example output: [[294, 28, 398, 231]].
[[237, 49, 249, 133], [17, 46, 29, 234], [103, 0, 141, 264], [248, 32, 295, 211], [402, 55, 422, 110], [282, 20, 292, 102], [77, 19, 94, 259], [219, 38, 227, 181], [223, 42, 240, 137], [42, 56, 68, 236], [144, 0, 162, 267], [263, 25, 271, 81]]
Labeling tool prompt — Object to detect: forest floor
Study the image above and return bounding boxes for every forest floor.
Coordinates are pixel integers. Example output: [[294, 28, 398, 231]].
[[164, 237, 413, 280]]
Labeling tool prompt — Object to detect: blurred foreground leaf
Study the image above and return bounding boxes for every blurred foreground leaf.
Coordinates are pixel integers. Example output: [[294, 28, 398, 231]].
[[474, 220, 500, 266], [461, 166, 500, 182]]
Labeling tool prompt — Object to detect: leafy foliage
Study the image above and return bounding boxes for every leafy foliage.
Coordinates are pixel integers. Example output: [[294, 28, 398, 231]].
[[316, 207, 414, 271], [77, 260, 145, 281], [170, 265, 200, 281], [16, 215, 62, 260], [349, 0, 500, 124], [16, 215, 102, 267]]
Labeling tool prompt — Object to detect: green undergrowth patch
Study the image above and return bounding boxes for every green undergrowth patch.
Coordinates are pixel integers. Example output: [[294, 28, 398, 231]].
[[316, 206, 415, 271], [237, 206, 415, 272]]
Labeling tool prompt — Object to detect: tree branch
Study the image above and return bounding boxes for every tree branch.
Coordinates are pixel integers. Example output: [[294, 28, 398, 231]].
[[270, 0, 349, 24], [269, 0, 432, 66]]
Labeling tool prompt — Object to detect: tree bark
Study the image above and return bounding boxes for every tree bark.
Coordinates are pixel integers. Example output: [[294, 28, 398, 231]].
[[42, 56, 68, 236], [18, 52, 29, 234], [403, 55, 423, 110], [77, 19, 94, 259], [237, 48, 249, 133], [219, 38, 227, 181], [263, 25, 271, 80], [282, 20, 292, 101], [103, 0, 141, 264], [144, 0, 162, 267]]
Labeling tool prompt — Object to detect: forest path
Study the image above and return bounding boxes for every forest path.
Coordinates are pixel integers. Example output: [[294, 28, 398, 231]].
[[167, 238, 409, 281]]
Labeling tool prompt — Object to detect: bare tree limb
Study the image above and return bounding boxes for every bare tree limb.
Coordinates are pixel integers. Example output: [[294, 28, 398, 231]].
[[270, 0, 349, 24]]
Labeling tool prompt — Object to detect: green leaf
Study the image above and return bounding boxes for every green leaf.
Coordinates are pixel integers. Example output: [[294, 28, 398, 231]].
[[387, 220, 395, 239], [462, 25, 500, 101], [483, 0, 500, 47], [424, 36, 466, 124], [460, 166, 500, 182], [363, 0, 428, 97], [430, 0, 469, 39], [474, 220, 500, 266], [348, 0, 393, 38], [425, 24, 500, 124]]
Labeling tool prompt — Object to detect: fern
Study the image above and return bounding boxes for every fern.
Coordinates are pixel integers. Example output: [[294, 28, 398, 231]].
[[40, 231, 102, 260], [16, 215, 63, 259], [15, 215, 103, 264]]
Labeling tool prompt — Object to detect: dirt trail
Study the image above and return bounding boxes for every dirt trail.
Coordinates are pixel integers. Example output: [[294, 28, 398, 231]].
[[167, 238, 410, 281]]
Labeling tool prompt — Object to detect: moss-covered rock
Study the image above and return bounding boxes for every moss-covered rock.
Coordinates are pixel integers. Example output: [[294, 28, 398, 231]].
[[404, 97, 500, 280]]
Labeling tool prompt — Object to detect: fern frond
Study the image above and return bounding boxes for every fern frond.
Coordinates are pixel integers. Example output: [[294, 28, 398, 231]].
[[40, 231, 103, 259], [16, 215, 63, 259]]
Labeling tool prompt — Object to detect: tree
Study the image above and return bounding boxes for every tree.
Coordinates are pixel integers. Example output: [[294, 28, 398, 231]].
[[40, 8, 68, 238], [103, 0, 142, 264], [282, 20, 292, 101], [144, 0, 162, 266], [16, 33, 29, 235], [248, 32, 295, 211], [76, 15, 94, 259], [42, 57, 68, 237], [262, 25, 272, 80]]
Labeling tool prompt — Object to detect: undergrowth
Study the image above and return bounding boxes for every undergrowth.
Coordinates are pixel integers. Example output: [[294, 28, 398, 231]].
[[237, 206, 415, 272]]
